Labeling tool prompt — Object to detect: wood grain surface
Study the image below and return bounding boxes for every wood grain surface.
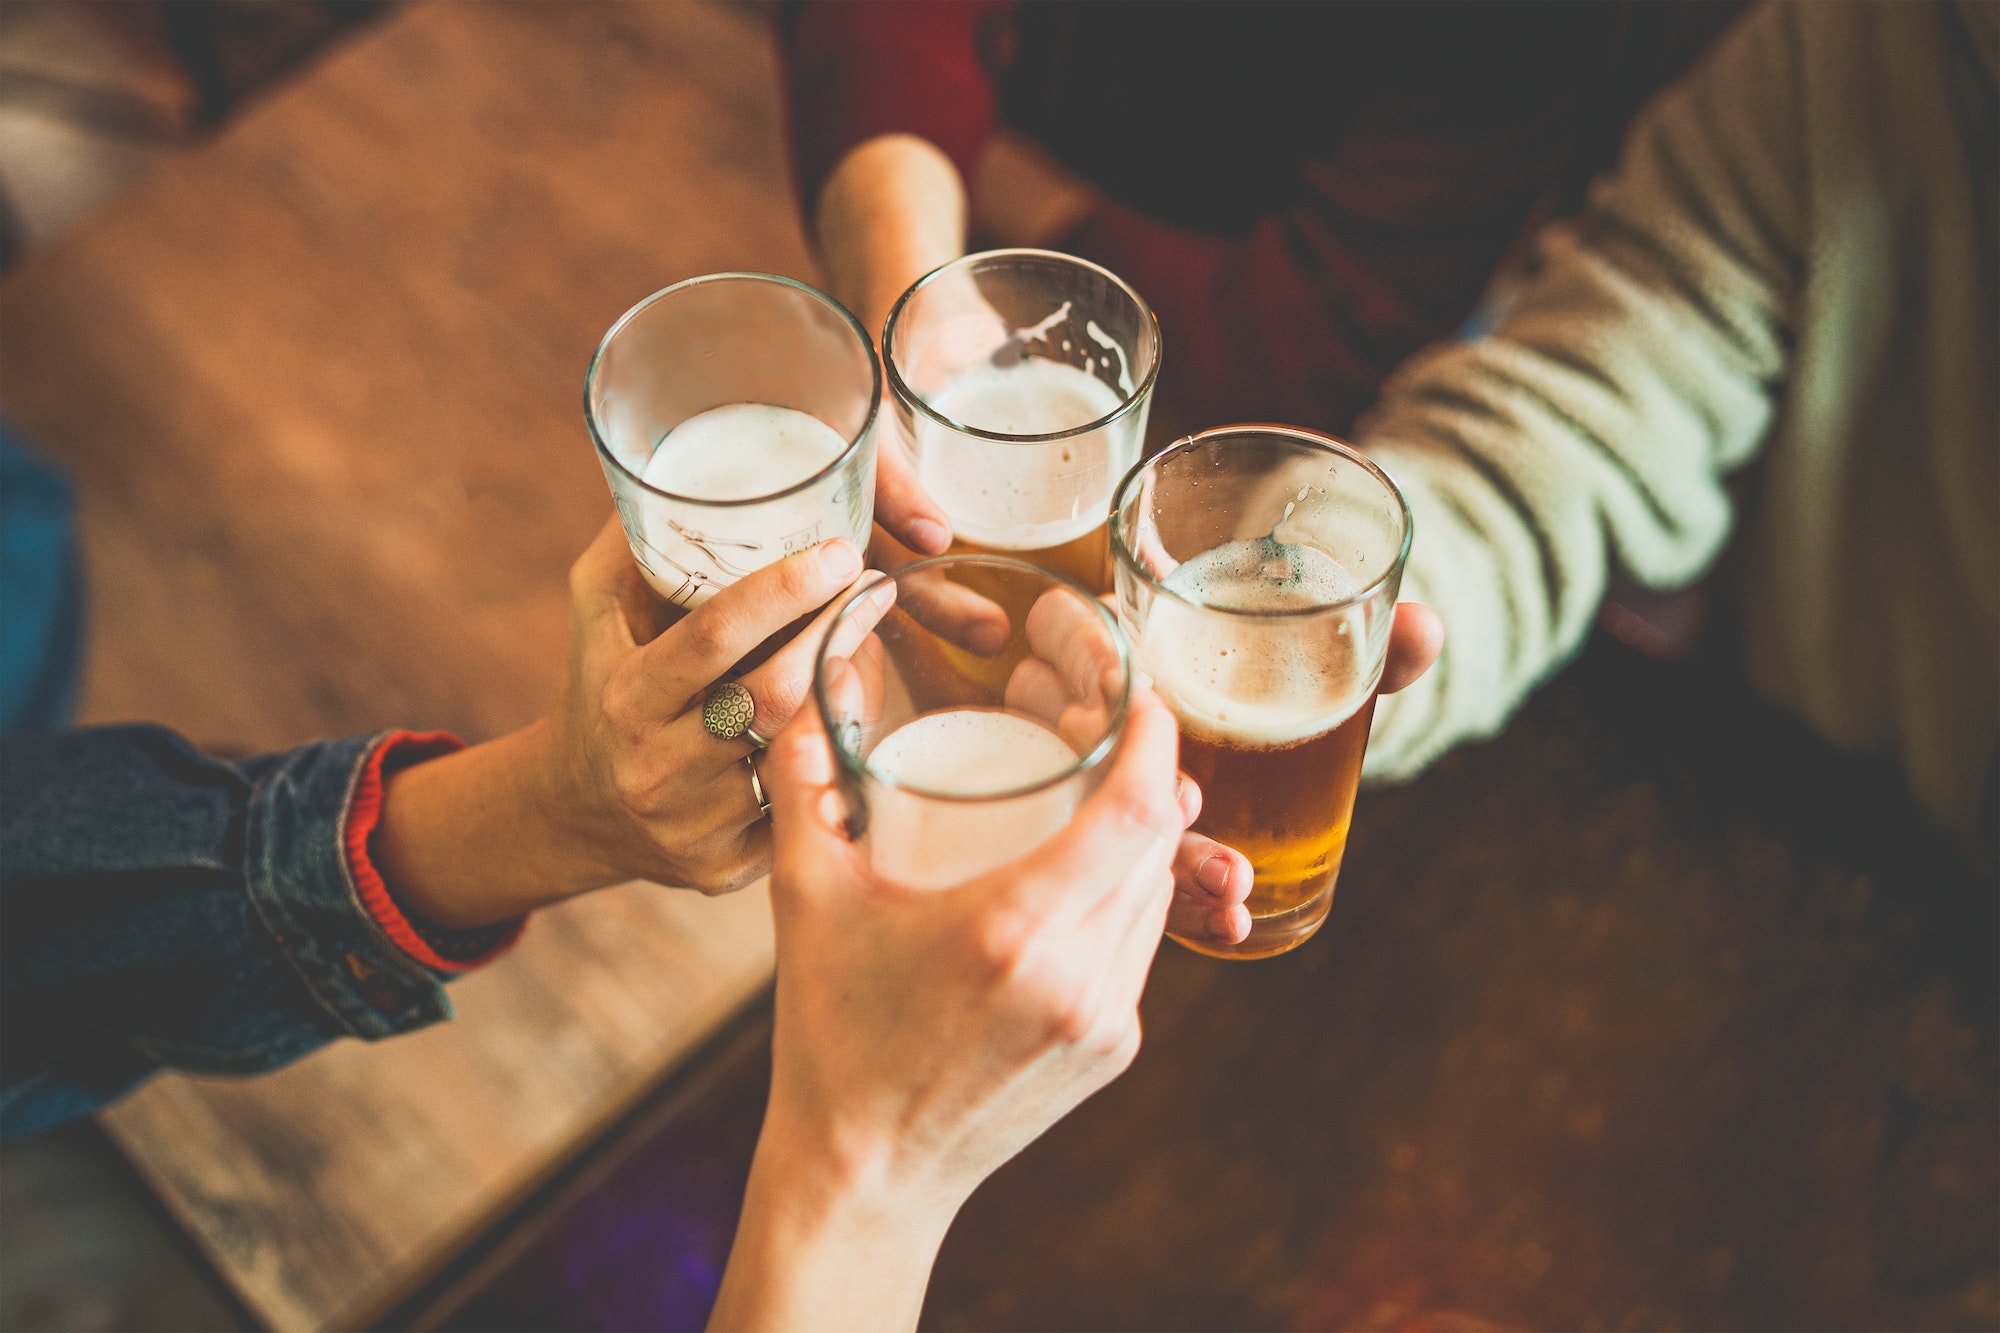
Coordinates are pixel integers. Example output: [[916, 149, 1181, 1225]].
[[0, 3, 800, 1328]]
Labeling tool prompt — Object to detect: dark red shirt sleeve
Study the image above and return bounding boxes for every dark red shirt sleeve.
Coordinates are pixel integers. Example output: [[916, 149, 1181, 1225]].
[[345, 730, 524, 974], [787, 0, 1011, 210]]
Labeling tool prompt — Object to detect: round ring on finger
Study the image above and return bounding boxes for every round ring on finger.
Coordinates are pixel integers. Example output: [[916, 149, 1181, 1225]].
[[702, 680, 766, 747], [745, 754, 772, 819]]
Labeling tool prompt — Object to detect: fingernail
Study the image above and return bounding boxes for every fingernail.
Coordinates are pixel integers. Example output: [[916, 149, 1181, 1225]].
[[1197, 853, 1232, 894], [907, 517, 950, 554], [818, 539, 862, 582]]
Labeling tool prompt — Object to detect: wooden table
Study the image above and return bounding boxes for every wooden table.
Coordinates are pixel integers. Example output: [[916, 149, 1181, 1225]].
[[916, 641, 1999, 1331], [0, 4, 802, 1328]]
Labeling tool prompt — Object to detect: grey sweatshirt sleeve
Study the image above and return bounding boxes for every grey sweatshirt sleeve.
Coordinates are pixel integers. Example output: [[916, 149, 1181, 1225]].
[[1358, 0, 1807, 781]]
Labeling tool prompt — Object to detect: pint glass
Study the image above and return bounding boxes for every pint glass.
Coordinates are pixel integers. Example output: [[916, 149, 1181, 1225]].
[[814, 555, 1132, 891], [883, 249, 1160, 600], [587, 273, 879, 611], [1111, 426, 1411, 959]]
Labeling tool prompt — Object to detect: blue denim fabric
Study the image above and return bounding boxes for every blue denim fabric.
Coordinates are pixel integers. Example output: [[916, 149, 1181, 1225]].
[[0, 725, 457, 1140], [0, 425, 83, 735]]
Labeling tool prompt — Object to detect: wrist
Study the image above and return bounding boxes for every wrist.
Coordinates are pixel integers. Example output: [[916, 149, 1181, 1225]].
[[817, 134, 965, 334], [713, 1111, 957, 1332], [511, 717, 634, 900], [373, 721, 620, 929]]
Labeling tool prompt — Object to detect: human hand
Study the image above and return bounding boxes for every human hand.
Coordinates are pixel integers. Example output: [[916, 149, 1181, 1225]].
[[1163, 601, 1445, 947], [369, 517, 889, 928], [708, 684, 1185, 1331], [536, 516, 898, 897]]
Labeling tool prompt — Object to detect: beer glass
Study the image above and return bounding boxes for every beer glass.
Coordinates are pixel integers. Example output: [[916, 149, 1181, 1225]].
[[587, 273, 879, 610], [1111, 426, 1411, 959], [883, 248, 1160, 604], [814, 555, 1132, 891]]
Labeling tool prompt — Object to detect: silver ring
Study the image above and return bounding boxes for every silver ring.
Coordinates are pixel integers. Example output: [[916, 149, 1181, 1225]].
[[746, 755, 771, 818], [742, 724, 773, 750], [702, 681, 758, 743]]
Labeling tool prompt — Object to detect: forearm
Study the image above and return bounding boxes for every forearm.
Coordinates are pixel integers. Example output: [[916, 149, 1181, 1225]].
[[371, 719, 618, 930], [710, 1115, 955, 1332], [1360, 7, 1803, 781], [816, 134, 966, 339]]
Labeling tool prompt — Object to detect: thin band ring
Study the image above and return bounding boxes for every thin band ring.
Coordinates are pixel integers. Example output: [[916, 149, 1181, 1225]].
[[746, 755, 771, 818], [743, 723, 773, 750]]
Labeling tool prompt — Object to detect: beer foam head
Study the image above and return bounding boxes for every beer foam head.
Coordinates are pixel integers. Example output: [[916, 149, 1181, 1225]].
[[917, 359, 1130, 550], [864, 708, 1085, 890], [643, 402, 847, 501], [1144, 539, 1375, 749], [866, 707, 1079, 794]]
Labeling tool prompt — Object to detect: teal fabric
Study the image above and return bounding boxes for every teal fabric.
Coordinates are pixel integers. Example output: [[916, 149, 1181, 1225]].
[[0, 426, 82, 736]]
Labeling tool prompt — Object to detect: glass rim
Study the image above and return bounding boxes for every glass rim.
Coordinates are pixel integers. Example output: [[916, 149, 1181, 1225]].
[[584, 272, 883, 509], [881, 247, 1163, 445], [1110, 423, 1414, 621], [813, 554, 1135, 804]]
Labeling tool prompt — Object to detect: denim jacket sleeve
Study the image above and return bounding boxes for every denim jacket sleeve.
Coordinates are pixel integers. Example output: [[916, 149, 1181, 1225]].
[[0, 725, 465, 1139]]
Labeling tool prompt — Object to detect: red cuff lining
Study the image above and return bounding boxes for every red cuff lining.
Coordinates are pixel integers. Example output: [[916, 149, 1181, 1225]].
[[345, 730, 524, 973]]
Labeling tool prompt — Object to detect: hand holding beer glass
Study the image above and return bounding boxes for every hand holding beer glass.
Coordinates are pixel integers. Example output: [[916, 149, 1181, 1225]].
[[1113, 426, 1414, 959], [813, 555, 1132, 890], [566, 274, 886, 891], [714, 645, 1188, 1330]]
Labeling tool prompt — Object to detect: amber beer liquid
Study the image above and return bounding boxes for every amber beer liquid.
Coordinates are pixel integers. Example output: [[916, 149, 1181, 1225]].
[[1144, 538, 1380, 960], [1176, 696, 1375, 954], [916, 357, 1131, 685]]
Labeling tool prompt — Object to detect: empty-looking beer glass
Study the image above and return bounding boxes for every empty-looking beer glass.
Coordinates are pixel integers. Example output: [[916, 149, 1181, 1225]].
[[1112, 426, 1411, 960], [814, 555, 1131, 891], [587, 273, 879, 611], [883, 249, 1160, 604]]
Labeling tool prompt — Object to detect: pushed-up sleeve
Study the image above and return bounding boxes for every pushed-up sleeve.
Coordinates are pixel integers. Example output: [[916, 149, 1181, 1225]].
[[0, 725, 505, 1138], [1358, 3, 1808, 781]]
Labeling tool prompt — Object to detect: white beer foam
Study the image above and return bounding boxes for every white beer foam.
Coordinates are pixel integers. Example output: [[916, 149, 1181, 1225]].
[[1145, 540, 1375, 750], [629, 402, 854, 606], [918, 359, 1128, 551], [865, 708, 1083, 891], [643, 402, 847, 500], [868, 707, 1079, 793]]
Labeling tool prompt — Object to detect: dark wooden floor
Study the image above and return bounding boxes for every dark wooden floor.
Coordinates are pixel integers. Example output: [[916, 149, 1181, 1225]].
[[446, 634, 1997, 1332]]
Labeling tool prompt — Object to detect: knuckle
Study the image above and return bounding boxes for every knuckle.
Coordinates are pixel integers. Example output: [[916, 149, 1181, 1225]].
[[679, 614, 732, 666], [685, 852, 746, 895], [1106, 1019, 1142, 1071], [1111, 785, 1180, 840], [774, 552, 819, 605], [756, 672, 809, 728], [1045, 992, 1098, 1047], [610, 763, 654, 812], [599, 671, 641, 727], [974, 910, 1035, 979]]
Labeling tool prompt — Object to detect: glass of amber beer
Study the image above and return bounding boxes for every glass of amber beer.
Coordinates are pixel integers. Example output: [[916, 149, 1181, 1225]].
[[883, 251, 1159, 638], [1111, 426, 1411, 959], [814, 555, 1132, 890]]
